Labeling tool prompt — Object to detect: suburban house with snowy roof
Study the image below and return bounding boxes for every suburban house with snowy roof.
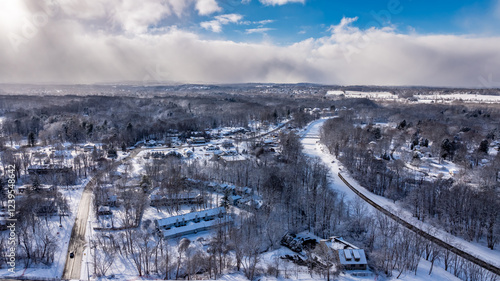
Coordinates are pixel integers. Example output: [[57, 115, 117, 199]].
[[187, 137, 206, 144], [338, 249, 367, 271], [149, 193, 204, 207], [319, 236, 368, 272]]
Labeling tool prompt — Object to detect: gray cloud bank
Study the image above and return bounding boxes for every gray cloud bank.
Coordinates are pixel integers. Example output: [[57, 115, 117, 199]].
[[1, 1, 500, 87]]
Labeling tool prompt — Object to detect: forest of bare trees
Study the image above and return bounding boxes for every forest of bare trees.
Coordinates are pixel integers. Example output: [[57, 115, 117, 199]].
[[321, 103, 500, 250], [0, 88, 498, 280]]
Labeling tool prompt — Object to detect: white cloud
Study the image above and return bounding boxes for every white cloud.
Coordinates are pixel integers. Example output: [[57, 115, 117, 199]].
[[200, 13, 243, 32], [257, 19, 274, 25], [1, 3, 500, 87], [246, 27, 274, 34], [259, 0, 305, 6], [111, 0, 175, 34], [241, 19, 274, 25], [195, 0, 221, 16], [328, 17, 359, 34]]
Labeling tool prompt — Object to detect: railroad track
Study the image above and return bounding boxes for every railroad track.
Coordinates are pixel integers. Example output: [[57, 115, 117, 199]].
[[337, 173, 500, 276]]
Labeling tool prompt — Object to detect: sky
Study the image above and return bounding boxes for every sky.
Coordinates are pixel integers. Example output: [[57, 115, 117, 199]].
[[1, 0, 500, 87]]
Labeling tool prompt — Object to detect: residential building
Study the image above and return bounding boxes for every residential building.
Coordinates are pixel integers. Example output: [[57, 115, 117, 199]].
[[155, 207, 230, 239]]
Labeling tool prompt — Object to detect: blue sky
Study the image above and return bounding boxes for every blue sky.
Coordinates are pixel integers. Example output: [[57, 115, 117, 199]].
[[1, 0, 500, 87], [191, 0, 500, 42]]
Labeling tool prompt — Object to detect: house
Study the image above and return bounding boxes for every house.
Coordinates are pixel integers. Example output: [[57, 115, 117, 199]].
[[262, 139, 277, 147], [188, 137, 206, 144], [27, 164, 76, 185], [338, 249, 367, 271], [311, 108, 322, 114], [235, 197, 263, 210], [222, 128, 246, 136], [97, 206, 112, 216], [281, 233, 319, 253], [220, 155, 246, 163], [35, 199, 58, 215], [149, 194, 204, 207], [229, 195, 242, 206], [205, 145, 222, 155], [221, 184, 236, 194], [156, 207, 226, 229], [207, 182, 218, 191], [28, 164, 72, 175], [223, 149, 238, 156], [83, 144, 95, 152], [105, 195, 118, 207], [107, 149, 118, 158], [159, 218, 230, 239], [145, 140, 157, 147], [183, 148, 194, 157], [155, 207, 230, 239], [234, 186, 252, 196], [222, 140, 234, 149], [320, 237, 369, 273]]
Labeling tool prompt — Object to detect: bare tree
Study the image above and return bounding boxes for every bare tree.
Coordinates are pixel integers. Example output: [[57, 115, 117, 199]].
[[92, 234, 115, 277], [176, 238, 191, 279]]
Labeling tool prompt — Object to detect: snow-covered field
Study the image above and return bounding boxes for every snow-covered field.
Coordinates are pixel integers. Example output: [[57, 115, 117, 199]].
[[326, 91, 398, 100], [301, 118, 500, 278], [325, 90, 500, 104], [416, 93, 500, 103]]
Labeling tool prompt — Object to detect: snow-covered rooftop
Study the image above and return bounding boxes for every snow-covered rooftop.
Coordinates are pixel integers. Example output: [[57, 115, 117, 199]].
[[159, 218, 230, 239], [155, 207, 226, 229], [338, 249, 367, 265]]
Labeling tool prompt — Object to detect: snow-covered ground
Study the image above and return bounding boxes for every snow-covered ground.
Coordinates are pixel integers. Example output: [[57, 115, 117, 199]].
[[326, 91, 398, 100], [301, 119, 500, 274], [416, 93, 500, 103], [217, 247, 460, 281], [325, 91, 500, 104], [0, 178, 89, 279]]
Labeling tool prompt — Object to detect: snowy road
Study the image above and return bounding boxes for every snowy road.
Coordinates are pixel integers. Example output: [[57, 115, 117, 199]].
[[301, 118, 500, 275], [62, 148, 144, 280], [62, 184, 92, 280]]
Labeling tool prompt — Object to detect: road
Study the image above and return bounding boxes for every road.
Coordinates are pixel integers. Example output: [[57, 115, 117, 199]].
[[301, 118, 500, 276], [61, 181, 92, 280], [61, 148, 143, 280]]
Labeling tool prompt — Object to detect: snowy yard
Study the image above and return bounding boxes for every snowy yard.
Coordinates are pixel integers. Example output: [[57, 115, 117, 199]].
[[0, 178, 89, 279]]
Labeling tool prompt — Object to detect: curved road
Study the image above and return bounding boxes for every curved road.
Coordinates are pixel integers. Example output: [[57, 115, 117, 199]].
[[302, 118, 500, 276]]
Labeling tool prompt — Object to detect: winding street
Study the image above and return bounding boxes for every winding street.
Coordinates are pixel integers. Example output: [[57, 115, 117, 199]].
[[301, 118, 500, 276]]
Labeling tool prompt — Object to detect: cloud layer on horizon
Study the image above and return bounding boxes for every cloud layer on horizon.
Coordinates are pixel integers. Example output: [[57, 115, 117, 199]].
[[1, 0, 500, 87]]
